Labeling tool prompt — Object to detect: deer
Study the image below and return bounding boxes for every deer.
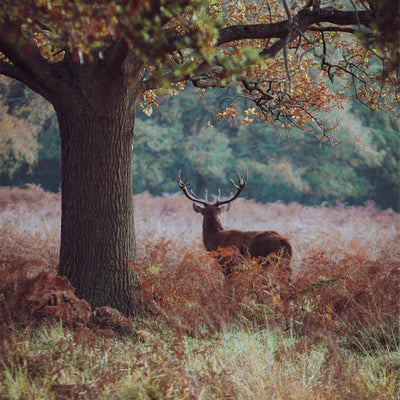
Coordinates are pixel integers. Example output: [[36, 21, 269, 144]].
[[177, 171, 292, 275]]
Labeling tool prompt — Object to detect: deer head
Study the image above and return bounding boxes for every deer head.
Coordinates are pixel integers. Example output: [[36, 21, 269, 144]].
[[178, 171, 249, 249], [178, 171, 248, 236]]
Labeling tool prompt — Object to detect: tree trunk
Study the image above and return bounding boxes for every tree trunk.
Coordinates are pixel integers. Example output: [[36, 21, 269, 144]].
[[56, 67, 142, 317]]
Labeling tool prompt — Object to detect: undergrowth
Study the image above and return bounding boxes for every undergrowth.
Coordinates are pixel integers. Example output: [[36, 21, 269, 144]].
[[0, 185, 399, 399]]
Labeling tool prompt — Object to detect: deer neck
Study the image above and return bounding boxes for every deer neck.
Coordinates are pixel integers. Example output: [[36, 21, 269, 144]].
[[202, 214, 223, 250]]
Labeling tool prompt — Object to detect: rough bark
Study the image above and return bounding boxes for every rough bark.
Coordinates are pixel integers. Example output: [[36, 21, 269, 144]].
[[56, 63, 142, 317], [0, 18, 144, 315]]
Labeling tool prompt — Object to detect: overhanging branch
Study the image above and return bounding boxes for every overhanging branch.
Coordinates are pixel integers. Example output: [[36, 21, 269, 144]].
[[0, 56, 54, 103], [161, 7, 373, 57], [217, 9, 373, 46], [308, 26, 372, 35], [144, 5, 379, 93], [0, 20, 57, 102]]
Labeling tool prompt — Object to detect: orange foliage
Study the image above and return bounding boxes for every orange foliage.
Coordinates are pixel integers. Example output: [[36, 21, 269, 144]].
[[0, 259, 90, 325], [132, 240, 229, 336], [0, 186, 398, 347]]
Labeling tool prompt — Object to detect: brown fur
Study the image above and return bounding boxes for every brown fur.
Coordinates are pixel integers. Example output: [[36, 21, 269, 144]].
[[178, 171, 292, 275], [194, 203, 292, 261]]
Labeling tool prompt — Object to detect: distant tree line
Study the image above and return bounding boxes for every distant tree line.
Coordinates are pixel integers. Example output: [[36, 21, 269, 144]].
[[0, 79, 398, 211]]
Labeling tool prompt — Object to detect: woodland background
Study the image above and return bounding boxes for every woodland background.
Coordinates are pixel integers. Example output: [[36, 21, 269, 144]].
[[0, 75, 399, 211]]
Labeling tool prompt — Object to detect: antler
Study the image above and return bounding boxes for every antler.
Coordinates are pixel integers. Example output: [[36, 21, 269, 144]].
[[177, 170, 248, 206], [177, 170, 212, 206], [214, 170, 248, 206]]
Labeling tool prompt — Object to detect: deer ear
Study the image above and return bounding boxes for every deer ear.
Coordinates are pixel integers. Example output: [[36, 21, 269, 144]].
[[193, 203, 204, 213], [219, 203, 230, 213]]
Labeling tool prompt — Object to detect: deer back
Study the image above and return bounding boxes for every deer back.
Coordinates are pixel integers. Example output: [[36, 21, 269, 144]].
[[208, 228, 292, 259]]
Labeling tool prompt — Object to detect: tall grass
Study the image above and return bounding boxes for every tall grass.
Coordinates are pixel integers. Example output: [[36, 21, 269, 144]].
[[0, 185, 399, 399]]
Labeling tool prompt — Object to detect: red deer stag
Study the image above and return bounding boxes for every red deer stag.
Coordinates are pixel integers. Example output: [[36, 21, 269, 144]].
[[178, 171, 292, 274]]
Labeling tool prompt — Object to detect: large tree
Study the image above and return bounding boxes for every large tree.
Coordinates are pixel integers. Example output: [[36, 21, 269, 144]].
[[0, 0, 398, 316]]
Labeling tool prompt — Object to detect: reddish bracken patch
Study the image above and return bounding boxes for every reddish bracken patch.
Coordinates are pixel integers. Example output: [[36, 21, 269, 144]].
[[0, 259, 135, 338], [0, 187, 398, 346]]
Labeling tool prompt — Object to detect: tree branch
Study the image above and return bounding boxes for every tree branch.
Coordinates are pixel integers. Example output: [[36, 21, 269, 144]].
[[143, 60, 217, 91], [308, 26, 373, 36], [0, 20, 57, 102], [0, 53, 54, 103], [217, 21, 288, 45], [217, 9, 373, 46], [106, 38, 130, 77], [0, 59, 24, 81]]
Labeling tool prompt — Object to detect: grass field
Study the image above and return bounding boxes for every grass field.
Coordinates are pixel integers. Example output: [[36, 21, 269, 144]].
[[0, 185, 399, 399]]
